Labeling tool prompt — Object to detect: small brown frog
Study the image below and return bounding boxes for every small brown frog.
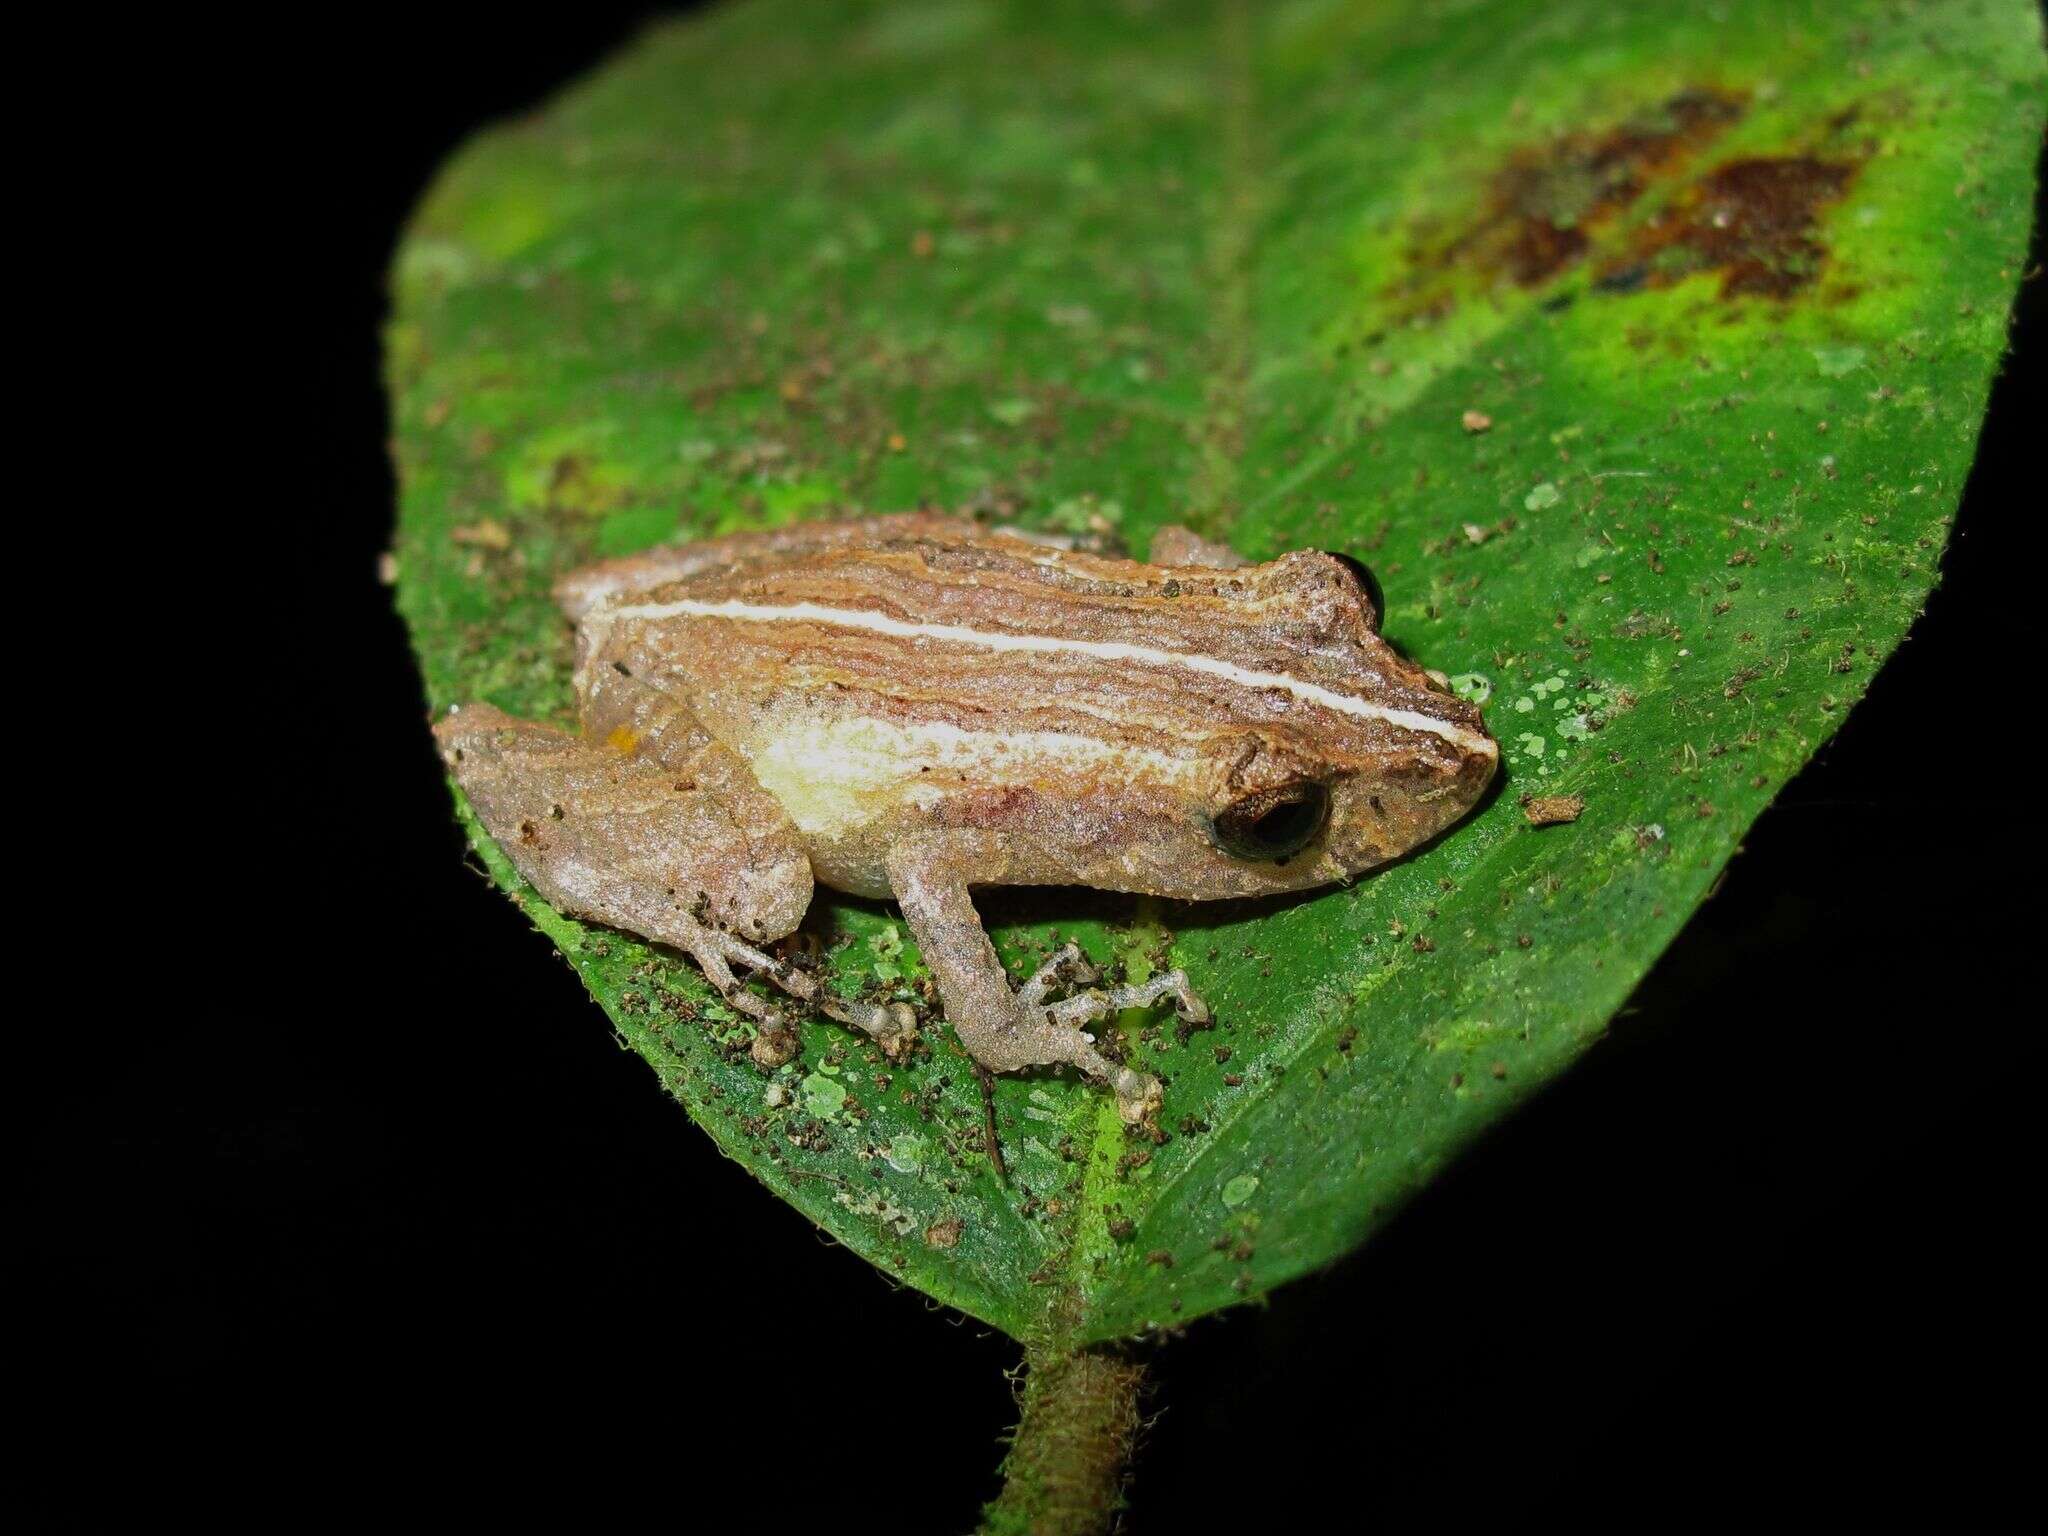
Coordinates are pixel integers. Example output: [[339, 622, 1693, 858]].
[[436, 515, 1497, 1121]]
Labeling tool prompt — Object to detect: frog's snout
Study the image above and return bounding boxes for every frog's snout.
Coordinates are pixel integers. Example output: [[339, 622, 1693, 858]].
[[1458, 734, 1501, 808]]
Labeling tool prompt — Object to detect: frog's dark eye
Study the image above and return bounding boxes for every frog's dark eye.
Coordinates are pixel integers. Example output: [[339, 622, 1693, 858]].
[[1211, 783, 1331, 862], [1322, 550, 1384, 628]]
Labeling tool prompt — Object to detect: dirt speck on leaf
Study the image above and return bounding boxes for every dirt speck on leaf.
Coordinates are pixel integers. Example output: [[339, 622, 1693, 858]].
[[1523, 794, 1586, 826]]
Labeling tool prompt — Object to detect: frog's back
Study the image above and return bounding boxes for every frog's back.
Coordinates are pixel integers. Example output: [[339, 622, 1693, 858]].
[[593, 520, 1474, 737], [575, 515, 1486, 782]]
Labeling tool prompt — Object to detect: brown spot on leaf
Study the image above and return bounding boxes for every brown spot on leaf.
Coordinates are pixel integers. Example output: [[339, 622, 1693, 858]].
[[1388, 87, 1876, 322], [1395, 88, 1747, 311], [1600, 154, 1859, 299]]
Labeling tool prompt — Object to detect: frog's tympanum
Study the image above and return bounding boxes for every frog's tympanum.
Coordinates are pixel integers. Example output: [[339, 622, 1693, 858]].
[[436, 515, 1498, 1122]]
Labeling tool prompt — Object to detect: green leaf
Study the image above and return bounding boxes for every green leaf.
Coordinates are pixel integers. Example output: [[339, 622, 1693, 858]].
[[391, 0, 2044, 1345]]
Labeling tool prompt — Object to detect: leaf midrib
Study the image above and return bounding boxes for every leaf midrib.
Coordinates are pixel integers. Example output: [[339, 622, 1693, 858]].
[[1053, 0, 1264, 1343]]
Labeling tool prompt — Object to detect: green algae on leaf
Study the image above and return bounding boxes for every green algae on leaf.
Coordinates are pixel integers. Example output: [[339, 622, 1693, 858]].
[[391, 0, 2045, 1346]]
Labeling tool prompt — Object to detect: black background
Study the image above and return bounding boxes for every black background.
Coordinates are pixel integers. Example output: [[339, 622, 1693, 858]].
[[26, 6, 2039, 1526]]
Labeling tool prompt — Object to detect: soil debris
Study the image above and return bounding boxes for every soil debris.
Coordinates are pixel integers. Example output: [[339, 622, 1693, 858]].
[[1522, 794, 1586, 826]]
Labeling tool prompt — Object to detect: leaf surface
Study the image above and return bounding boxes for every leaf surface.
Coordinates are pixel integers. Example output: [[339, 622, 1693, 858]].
[[391, 0, 2044, 1343]]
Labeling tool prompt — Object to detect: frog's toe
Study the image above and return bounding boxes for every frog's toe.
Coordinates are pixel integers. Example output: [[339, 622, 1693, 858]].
[[749, 1022, 799, 1068], [1113, 1066, 1164, 1126], [1017, 943, 1101, 1007], [1045, 969, 1204, 1030], [870, 1001, 921, 1061]]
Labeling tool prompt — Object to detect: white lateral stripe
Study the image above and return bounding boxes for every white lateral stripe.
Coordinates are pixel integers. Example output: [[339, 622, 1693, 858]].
[[605, 596, 1495, 754]]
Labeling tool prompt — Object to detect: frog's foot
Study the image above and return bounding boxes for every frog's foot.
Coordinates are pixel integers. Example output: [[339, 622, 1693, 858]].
[[1015, 942, 1208, 1041], [969, 1000, 1169, 1127], [681, 935, 800, 1066], [1016, 943, 1100, 1007], [693, 927, 920, 1063], [1045, 971, 1208, 1033], [1004, 943, 1177, 1120], [1040, 970, 1204, 1125]]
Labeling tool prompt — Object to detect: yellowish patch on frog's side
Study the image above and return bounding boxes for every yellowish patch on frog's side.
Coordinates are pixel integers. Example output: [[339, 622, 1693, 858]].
[[605, 725, 640, 756], [750, 714, 1197, 839]]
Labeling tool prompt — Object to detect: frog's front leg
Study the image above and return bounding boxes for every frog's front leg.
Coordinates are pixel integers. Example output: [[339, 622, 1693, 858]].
[[883, 838, 1205, 1124], [434, 704, 914, 1067]]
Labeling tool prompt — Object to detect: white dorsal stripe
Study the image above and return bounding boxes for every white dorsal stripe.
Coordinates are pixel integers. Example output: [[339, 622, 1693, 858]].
[[604, 596, 1497, 755]]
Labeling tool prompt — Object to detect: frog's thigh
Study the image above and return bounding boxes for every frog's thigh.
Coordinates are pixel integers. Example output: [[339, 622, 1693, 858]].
[[433, 704, 812, 948]]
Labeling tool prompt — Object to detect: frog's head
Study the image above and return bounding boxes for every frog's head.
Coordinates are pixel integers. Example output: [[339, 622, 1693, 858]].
[[901, 544, 1495, 901], [1190, 716, 1497, 897], [1159, 551, 1499, 899]]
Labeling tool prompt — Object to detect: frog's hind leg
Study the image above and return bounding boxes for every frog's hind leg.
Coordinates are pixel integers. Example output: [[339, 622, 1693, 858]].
[[433, 704, 913, 1066]]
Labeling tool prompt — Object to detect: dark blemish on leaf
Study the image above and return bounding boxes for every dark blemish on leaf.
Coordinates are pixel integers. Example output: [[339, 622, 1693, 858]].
[[1592, 262, 1649, 294], [1391, 87, 1747, 313], [1599, 153, 1860, 299]]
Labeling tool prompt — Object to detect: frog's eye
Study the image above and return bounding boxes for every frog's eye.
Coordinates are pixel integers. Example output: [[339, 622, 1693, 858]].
[[1211, 782, 1331, 862], [1322, 551, 1384, 628]]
